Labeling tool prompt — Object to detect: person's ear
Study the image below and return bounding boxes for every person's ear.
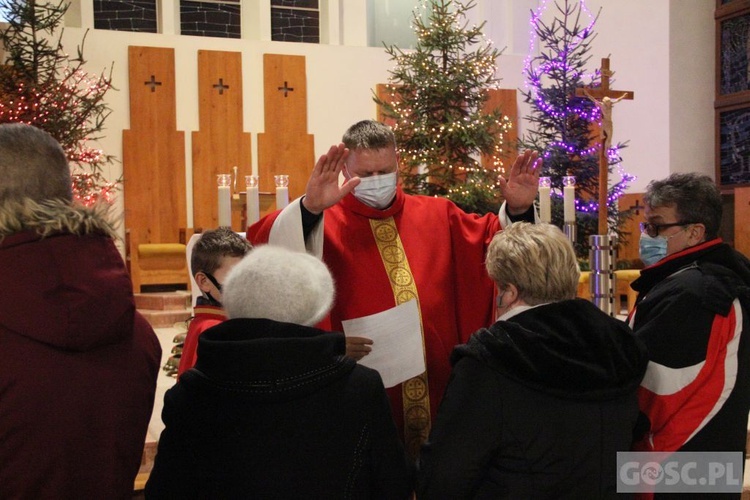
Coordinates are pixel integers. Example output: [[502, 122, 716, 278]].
[[194, 272, 212, 293], [504, 283, 519, 304], [688, 223, 706, 245]]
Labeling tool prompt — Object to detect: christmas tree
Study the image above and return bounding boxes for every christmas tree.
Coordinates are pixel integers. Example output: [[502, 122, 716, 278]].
[[0, 0, 117, 205], [520, 0, 634, 259], [374, 0, 512, 215]]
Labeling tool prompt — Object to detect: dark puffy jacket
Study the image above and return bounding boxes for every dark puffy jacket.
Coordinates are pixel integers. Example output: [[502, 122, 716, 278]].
[[418, 299, 648, 499], [146, 318, 414, 499]]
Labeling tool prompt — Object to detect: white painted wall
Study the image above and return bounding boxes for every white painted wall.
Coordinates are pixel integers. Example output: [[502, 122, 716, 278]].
[[669, 0, 715, 180], [52, 0, 714, 242]]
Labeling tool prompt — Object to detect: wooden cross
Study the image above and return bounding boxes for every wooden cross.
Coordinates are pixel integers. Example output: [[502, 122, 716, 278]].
[[213, 78, 230, 95], [628, 198, 645, 215], [575, 58, 634, 235], [144, 75, 162, 92], [277, 81, 294, 97]]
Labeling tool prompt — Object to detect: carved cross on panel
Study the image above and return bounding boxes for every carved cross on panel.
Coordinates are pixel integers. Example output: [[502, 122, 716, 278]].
[[213, 78, 230, 95], [277, 81, 294, 97], [144, 75, 162, 92], [628, 198, 645, 215]]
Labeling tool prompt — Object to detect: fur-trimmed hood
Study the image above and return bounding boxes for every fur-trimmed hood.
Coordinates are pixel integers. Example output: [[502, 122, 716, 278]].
[[0, 197, 137, 351], [0, 198, 118, 239]]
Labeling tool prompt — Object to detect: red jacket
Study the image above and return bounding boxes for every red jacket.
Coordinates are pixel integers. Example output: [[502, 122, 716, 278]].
[[0, 200, 161, 500], [177, 302, 226, 376]]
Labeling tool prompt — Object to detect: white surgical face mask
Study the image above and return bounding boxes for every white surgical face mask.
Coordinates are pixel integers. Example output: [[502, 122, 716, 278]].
[[353, 172, 397, 209]]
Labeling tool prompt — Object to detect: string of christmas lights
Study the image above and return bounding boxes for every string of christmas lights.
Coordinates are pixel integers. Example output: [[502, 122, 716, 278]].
[[522, 0, 634, 216], [0, 0, 117, 207], [376, 0, 512, 215]]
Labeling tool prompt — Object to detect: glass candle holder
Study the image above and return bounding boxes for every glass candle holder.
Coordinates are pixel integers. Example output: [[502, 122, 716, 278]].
[[274, 174, 289, 188], [562, 175, 576, 187], [245, 175, 258, 189]]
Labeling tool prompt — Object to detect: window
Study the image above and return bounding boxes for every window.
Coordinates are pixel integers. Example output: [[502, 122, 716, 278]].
[[716, 0, 750, 187], [367, 0, 425, 49], [180, 0, 241, 38], [94, 0, 157, 33], [271, 0, 319, 43]]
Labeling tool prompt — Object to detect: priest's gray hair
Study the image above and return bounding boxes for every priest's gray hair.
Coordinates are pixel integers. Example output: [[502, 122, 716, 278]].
[[0, 123, 72, 205], [342, 120, 396, 151], [486, 222, 580, 305], [222, 245, 335, 326]]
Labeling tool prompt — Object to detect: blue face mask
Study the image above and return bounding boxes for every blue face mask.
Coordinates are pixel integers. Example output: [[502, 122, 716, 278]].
[[639, 233, 668, 267]]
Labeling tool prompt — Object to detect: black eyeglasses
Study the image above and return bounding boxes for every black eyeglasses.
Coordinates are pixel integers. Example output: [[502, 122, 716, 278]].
[[639, 221, 695, 238], [204, 272, 222, 292]]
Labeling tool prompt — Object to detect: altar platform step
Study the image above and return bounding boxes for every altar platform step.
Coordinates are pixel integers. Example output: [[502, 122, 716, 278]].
[[134, 291, 192, 328]]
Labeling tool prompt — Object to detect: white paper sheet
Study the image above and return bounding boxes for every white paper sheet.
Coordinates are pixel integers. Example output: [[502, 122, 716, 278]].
[[341, 299, 425, 388]]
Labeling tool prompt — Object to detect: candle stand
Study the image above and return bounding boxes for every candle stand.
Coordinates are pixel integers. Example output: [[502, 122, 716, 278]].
[[563, 222, 576, 245], [589, 234, 618, 317]]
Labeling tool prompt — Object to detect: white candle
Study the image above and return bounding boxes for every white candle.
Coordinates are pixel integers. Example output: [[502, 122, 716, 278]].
[[563, 175, 576, 223], [217, 174, 232, 227], [245, 175, 260, 227], [276, 187, 288, 209], [274, 174, 289, 210], [538, 177, 551, 223]]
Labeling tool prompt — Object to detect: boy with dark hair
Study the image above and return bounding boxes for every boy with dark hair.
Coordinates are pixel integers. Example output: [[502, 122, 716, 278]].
[[177, 227, 252, 376]]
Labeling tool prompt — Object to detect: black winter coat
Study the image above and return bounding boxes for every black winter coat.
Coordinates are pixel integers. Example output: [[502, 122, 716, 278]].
[[146, 318, 414, 499], [417, 299, 648, 499]]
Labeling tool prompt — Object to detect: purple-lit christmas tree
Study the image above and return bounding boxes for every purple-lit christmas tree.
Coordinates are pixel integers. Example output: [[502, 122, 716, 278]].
[[520, 0, 634, 259], [0, 0, 117, 206]]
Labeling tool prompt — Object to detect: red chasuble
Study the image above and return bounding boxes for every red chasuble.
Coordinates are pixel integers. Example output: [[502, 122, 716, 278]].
[[248, 187, 501, 451]]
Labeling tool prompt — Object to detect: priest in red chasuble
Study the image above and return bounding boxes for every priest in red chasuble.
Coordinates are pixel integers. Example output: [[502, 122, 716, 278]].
[[248, 120, 540, 456]]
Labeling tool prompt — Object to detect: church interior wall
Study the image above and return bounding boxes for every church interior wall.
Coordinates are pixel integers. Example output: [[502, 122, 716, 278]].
[[50, 0, 714, 245], [668, 0, 715, 180]]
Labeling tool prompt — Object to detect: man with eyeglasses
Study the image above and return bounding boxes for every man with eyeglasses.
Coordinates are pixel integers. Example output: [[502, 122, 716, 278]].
[[629, 173, 750, 467]]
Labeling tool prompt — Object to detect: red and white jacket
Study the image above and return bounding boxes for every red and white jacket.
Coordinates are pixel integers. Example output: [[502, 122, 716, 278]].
[[629, 239, 750, 454]]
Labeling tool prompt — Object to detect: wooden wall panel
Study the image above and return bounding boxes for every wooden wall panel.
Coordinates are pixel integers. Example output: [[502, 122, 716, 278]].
[[192, 50, 252, 231], [617, 192, 646, 265], [375, 83, 398, 128], [123, 46, 186, 246], [257, 54, 314, 203], [481, 88, 518, 173], [735, 186, 750, 257]]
